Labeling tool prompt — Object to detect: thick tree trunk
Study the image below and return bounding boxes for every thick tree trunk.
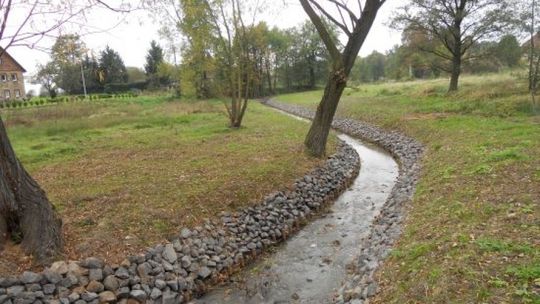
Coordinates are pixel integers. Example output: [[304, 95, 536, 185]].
[[304, 69, 347, 156], [0, 117, 63, 264], [449, 54, 461, 92], [0, 215, 6, 251]]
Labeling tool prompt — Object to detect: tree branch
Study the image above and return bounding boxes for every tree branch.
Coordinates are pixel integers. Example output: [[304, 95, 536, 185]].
[[299, 0, 343, 66]]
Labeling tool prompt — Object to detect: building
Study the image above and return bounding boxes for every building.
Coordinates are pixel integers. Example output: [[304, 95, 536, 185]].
[[0, 48, 26, 102]]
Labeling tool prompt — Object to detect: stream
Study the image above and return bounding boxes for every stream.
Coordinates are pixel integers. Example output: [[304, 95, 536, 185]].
[[193, 124, 399, 303]]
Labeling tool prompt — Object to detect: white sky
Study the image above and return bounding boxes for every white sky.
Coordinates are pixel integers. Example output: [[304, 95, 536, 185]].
[[8, 1, 403, 77]]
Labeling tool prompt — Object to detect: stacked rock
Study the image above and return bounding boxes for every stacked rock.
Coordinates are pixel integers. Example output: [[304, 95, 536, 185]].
[[262, 99, 424, 304], [0, 138, 360, 304]]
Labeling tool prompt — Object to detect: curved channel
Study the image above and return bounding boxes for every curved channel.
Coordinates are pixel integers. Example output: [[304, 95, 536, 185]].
[[194, 121, 399, 303]]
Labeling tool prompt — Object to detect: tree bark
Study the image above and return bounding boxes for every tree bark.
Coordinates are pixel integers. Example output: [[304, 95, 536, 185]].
[[309, 64, 316, 89], [0, 214, 7, 251], [304, 70, 347, 156], [0, 117, 63, 264], [301, 0, 383, 157], [449, 54, 461, 92], [530, 0, 536, 91]]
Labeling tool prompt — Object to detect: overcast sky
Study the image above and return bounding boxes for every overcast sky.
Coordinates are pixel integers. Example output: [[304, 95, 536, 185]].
[[9, 1, 403, 77]]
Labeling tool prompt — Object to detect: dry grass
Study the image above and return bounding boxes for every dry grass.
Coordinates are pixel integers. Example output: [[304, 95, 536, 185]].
[[0, 96, 332, 274]]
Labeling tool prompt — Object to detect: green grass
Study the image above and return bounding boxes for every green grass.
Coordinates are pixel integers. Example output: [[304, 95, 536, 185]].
[[278, 72, 540, 304], [1, 95, 332, 267]]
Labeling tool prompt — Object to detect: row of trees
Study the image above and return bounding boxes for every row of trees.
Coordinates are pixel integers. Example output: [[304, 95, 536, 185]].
[[350, 34, 523, 84], [178, 18, 334, 100], [35, 36, 172, 96]]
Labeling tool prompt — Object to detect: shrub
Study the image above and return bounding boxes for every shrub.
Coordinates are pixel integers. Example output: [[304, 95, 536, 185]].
[[104, 81, 148, 94]]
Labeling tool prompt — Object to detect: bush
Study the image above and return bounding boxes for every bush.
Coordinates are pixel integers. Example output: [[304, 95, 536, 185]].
[[104, 81, 148, 94]]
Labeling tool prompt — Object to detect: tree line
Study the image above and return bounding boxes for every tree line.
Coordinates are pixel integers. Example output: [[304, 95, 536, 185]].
[[350, 33, 523, 84], [35, 35, 173, 96], [177, 17, 336, 101]]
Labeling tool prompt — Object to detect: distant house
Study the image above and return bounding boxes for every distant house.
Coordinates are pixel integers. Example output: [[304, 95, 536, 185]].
[[522, 32, 540, 50], [0, 48, 26, 102]]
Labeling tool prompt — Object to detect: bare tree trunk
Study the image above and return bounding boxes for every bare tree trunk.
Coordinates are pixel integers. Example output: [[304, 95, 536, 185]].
[[300, 0, 383, 157], [0, 215, 7, 251], [265, 59, 273, 95], [304, 70, 347, 156], [0, 117, 63, 264], [530, 0, 536, 91], [309, 64, 316, 89], [448, 55, 461, 92]]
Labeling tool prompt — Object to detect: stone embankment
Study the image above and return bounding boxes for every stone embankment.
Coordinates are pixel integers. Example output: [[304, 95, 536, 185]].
[[263, 100, 424, 304], [0, 137, 360, 303]]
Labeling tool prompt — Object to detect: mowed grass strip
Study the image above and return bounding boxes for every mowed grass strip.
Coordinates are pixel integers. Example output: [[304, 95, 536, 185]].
[[278, 72, 540, 303], [1, 97, 332, 270]]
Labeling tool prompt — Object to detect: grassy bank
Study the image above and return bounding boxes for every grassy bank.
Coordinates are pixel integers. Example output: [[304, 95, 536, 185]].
[[278, 73, 540, 303], [1, 96, 332, 273]]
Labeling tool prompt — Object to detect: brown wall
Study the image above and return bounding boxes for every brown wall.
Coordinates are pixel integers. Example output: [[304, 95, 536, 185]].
[[0, 52, 26, 101]]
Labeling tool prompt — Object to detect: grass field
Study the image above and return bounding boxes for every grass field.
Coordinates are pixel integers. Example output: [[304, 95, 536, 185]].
[[278, 73, 540, 303], [0, 96, 333, 273]]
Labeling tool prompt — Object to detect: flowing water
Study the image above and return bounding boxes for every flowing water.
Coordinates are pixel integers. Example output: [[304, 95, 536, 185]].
[[194, 128, 399, 304]]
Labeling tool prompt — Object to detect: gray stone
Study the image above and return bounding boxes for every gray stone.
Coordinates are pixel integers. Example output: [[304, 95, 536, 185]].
[[6, 285, 24, 297], [49, 261, 69, 275], [81, 257, 104, 269], [27, 284, 41, 292], [43, 269, 62, 284], [197, 267, 212, 279], [88, 268, 103, 281], [161, 291, 178, 304], [180, 256, 191, 268], [0, 277, 18, 288], [162, 244, 177, 264], [42, 284, 56, 295], [114, 267, 130, 279], [81, 292, 98, 301], [98, 291, 116, 303], [59, 274, 78, 288], [116, 287, 130, 299], [103, 275, 119, 291], [166, 280, 178, 291], [67, 262, 87, 277], [68, 292, 80, 302], [180, 228, 191, 239], [20, 271, 41, 284], [86, 280, 104, 293], [136, 263, 152, 278], [149, 287, 162, 300], [154, 279, 166, 290], [129, 289, 147, 302]]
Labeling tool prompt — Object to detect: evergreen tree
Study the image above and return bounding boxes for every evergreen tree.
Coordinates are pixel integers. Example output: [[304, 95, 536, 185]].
[[495, 35, 522, 67], [144, 40, 165, 88], [99, 46, 128, 85]]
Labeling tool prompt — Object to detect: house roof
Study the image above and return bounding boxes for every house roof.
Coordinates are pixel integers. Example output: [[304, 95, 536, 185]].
[[522, 32, 540, 49], [0, 47, 27, 73]]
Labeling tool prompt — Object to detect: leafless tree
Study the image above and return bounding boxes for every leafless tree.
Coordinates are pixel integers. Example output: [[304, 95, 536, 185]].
[[300, 0, 385, 156]]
